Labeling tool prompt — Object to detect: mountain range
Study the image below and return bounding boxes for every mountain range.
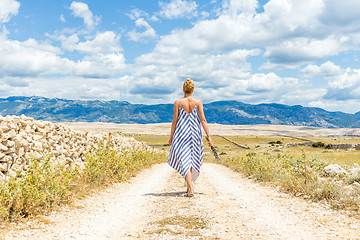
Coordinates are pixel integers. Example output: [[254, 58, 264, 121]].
[[1, 96, 360, 128]]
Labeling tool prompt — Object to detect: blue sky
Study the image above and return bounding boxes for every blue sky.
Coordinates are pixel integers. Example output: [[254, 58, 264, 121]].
[[1, 0, 360, 113]]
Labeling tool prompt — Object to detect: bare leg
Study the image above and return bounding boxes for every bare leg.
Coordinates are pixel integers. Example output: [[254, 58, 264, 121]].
[[185, 167, 193, 195]]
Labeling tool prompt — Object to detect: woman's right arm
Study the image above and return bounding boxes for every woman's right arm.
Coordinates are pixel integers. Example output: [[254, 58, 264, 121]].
[[169, 100, 180, 146], [197, 101, 213, 147]]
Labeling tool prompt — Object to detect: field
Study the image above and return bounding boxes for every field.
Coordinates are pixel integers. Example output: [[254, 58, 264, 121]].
[[130, 134, 360, 166]]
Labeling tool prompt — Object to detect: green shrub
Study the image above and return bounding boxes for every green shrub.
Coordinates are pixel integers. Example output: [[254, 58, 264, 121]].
[[312, 141, 325, 148]]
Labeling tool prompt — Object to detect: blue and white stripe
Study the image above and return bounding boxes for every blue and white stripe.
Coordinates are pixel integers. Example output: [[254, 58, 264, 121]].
[[168, 105, 203, 181]]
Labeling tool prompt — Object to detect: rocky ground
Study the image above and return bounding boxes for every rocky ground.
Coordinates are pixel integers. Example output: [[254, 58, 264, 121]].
[[3, 163, 360, 240]]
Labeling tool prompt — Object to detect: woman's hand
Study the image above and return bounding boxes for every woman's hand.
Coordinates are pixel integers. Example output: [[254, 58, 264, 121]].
[[168, 137, 173, 146], [208, 138, 214, 147]]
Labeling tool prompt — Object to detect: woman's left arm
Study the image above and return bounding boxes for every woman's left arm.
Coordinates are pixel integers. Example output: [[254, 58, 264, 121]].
[[169, 100, 180, 145]]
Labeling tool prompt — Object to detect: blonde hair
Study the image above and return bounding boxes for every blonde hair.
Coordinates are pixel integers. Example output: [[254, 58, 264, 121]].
[[183, 78, 194, 94]]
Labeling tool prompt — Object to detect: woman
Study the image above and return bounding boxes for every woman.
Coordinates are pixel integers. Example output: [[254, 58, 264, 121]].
[[168, 78, 213, 197]]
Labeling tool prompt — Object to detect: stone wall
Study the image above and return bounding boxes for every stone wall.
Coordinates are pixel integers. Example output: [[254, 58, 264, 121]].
[[0, 115, 151, 181]]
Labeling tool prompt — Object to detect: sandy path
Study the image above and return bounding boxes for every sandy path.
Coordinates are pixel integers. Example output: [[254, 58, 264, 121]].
[[4, 163, 360, 240]]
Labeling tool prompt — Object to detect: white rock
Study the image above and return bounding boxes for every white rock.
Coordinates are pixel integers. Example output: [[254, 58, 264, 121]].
[[43, 125, 51, 133], [7, 169, 16, 177], [0, 143, 8, 151], [11, 163, 23, 172], [5, 140, 15, 148], [14, 136, 30, 149], [348, 167, 360, 176], [33, 135, 44, 141], [24, 125, 32, 133], [8, 121, 18, 130], [324, 164, 348, 175], [0, 123, 10, 132], [37, 121, 46, 128], [31, 151, 43, 160], [16, 147, 25, 158], [0, 163, 6, 171], [7, 129, 17, 139], [33, 142, 43, 152]]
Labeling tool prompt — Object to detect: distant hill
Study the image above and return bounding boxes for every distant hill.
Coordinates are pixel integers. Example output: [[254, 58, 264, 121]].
[[1, 96, 360, 128]]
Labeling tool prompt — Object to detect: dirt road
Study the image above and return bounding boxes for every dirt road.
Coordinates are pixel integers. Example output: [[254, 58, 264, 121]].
[[4, 163, 360, 240]]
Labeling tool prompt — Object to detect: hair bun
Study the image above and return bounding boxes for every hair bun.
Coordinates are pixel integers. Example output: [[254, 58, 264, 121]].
[[183, 78, 194, 93]]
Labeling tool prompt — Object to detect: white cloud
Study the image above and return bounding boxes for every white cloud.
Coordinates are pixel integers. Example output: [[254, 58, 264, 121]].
[[327, 68, 360, 90], [158, 0, 198, 19], [73, 53, 126, 78], [0, 35, 72, 77], [320, 0, 360, 28], [128, 18, 156, 42], [70, 1, 100, 29], [0, 32, 126, 79], [127, 8, 148, 20], [0, 76, 126, 101], [301, 61, 342, 78], [302, 62, 360, 103], [200, 11, 209, 18], [141, 0, 360, 72], [59, 14, 66, 23], [222, 0, 258, 15], [61, 31, 122, 55], [0, 0, 19, 23], [308, 99, 360, 114], [262, 37, 346, 68]]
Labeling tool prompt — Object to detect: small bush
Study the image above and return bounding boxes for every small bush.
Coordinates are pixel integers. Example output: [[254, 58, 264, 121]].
[[269, 141, 282, 145], [312, 141, 332, 149], [312, 141, 325, 148], [345, 171, 360, 184]]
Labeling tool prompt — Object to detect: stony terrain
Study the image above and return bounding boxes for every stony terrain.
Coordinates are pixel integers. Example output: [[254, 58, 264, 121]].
[[0, 115, 151, 182]]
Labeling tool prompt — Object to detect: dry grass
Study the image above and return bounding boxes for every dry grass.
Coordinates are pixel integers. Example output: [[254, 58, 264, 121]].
[[148, 215, 207, 236], [130, 134, 171, 152], [203, 135, 360, 214], [0, 141, 165, 223]]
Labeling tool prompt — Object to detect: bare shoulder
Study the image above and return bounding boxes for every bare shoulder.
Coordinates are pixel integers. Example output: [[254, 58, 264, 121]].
[[174, 99, 181, 107], [196, 99, 203, 107]]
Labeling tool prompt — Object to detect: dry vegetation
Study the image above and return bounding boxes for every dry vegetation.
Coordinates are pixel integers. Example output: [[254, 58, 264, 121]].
[[0, 142, 165, 223]]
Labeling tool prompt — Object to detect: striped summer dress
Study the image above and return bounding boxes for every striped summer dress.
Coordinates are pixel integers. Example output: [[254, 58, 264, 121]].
[[168, 104, 203, 181]]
